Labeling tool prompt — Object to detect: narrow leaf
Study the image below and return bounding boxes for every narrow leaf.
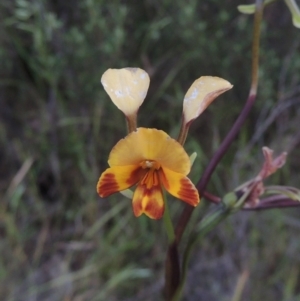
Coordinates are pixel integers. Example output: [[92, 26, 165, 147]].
[[284, 0, 300, 28], [237, 0, 276, 14]]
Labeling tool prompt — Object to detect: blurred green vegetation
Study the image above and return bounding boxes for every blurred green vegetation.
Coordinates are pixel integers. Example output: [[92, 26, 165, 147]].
[[1, 0, 300, 300]]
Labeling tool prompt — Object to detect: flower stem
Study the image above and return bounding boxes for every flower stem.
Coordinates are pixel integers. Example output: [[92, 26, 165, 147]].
[[163, 193, 175, 243], [164, 2, 264, 298], [175, 0, 264, 243], [163, 192, 179, 301], [125, 112, 138, 133], [177, 117, 191, 145]]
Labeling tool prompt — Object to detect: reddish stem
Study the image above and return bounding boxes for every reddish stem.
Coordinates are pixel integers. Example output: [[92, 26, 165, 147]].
[[175, 0, 264, 242], [176, 93, 257, 241], [203, 191, 221, 204], [164, 1, 264, 299]]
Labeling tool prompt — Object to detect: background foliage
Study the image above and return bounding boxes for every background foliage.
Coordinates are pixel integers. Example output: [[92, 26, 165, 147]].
[[1, 0, 300, 300]]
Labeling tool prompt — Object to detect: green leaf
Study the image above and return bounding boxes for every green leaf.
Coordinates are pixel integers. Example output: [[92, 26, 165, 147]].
[[237, 0, 276, 14], [237, 4, 256, 14], [284, 0, 300, 28], [189, 152, 197, 166], [264, 185, 300, 201], [120, 188, 133, 199]]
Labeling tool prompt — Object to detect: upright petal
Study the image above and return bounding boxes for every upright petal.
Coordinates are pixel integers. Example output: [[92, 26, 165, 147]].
[[101, 68, 150, 116], [108, 128, 191, 175], [183, 76, 233, 124], [132, 183, 164, 219], [159, 167, 200, 207], [97, 165, 145, 197]]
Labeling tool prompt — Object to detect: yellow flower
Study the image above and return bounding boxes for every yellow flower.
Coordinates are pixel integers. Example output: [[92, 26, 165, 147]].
[[97, 128, 199, 219]]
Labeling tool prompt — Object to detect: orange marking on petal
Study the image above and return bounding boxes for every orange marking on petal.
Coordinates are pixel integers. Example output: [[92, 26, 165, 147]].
[[160, 167, 200, 207], [127, 167, 147, 185], [140, 169, 159, 189], [97, 172, 119, 197], [177, 177, 200, 206], [132, 183, 164, 219], [97, 165, 142, 198]]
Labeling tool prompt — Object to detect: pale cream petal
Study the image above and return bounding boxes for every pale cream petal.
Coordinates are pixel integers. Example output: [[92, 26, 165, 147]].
[[101, 68, 150, 116], [183, 76, 233, 123]]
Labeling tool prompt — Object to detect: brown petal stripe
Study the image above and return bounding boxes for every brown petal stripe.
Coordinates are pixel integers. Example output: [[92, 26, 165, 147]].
[[97, 173, 119, 197]]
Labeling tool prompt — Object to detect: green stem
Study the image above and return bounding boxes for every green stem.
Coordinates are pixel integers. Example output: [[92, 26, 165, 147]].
[[170, 199, 211, 301], [250, 0, 263, 96], [173, 190, 246, 301], [173, 204, 231, 301], [173, 188, 256, 300]]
